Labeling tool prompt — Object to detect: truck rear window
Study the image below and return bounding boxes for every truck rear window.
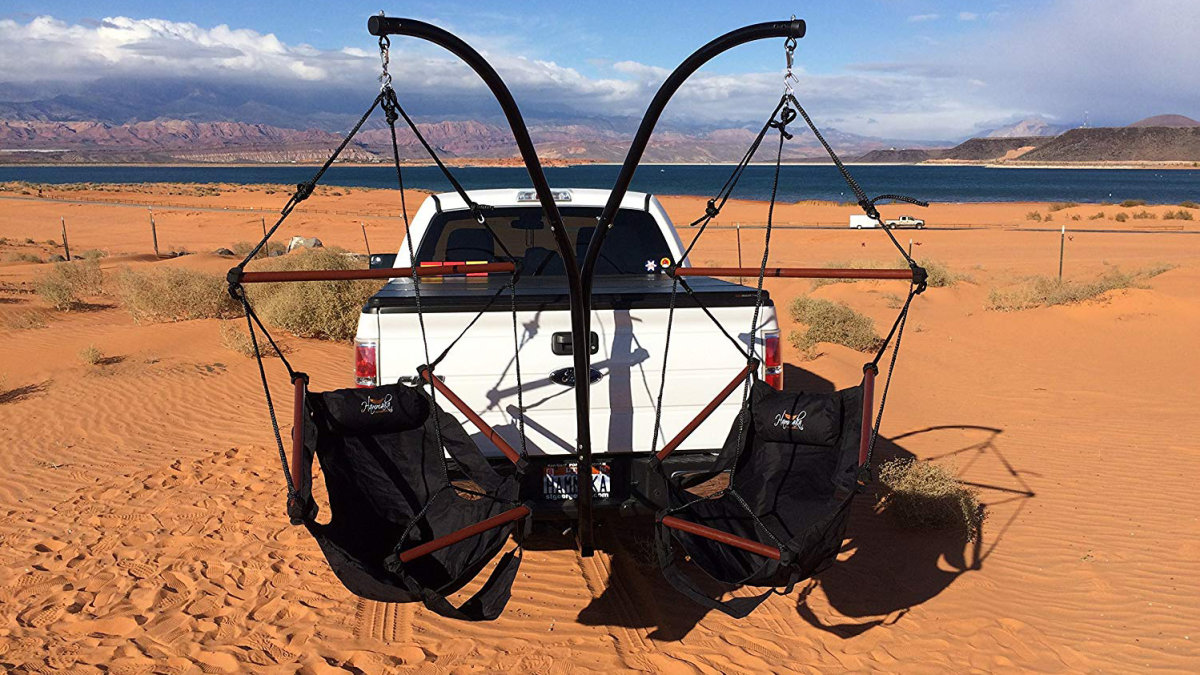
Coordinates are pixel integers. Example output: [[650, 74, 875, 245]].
[[414, 206, 672, 276]]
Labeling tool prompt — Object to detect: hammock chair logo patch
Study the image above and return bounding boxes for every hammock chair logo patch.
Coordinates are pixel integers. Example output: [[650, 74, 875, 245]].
[[773, 410, 806, 431], [361, 394, 394, 415]]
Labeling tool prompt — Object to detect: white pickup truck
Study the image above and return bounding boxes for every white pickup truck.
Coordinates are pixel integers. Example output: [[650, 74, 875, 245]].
[[354, 188, 781, 516]]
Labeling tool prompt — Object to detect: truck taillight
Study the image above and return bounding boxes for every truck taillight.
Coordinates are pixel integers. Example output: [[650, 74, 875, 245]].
[[355, 340, 377, 388], [763, 331, 783, 390]]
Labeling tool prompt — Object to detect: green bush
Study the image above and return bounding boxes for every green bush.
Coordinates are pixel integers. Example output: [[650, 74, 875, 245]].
[[876, 459, 985, 540], [788, 297, 881, 353], [112, 266, 239, 323], [244, 247, 378, 341]]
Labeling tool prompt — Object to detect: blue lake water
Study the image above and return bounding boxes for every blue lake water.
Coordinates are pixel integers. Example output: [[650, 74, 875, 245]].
[[0, 164, 1196, 204]]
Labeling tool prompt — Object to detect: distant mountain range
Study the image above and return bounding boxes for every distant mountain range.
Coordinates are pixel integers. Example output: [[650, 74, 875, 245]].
[[0, 74, 1197, 166]]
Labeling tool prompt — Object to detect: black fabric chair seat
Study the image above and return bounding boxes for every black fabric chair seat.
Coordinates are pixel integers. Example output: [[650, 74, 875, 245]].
[[656, 379, 864, 616], [290, 383, 527, 620]]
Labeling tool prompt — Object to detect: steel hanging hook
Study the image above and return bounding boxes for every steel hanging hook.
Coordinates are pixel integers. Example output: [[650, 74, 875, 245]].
[[378, 16, 393, 92], [784, 16, 798, 97]]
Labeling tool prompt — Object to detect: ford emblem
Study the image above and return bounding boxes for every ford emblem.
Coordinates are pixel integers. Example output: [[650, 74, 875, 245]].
[[550, 367, 603, 386]]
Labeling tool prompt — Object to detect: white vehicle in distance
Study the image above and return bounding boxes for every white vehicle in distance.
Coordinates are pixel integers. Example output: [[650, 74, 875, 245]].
[[849, 214, 925, 229]]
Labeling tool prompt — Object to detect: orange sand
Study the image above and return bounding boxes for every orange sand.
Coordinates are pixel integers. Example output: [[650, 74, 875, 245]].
[[1, 184, 1198, 672]]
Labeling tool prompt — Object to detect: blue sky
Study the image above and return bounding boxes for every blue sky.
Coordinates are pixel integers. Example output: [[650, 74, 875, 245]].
[[1, 1, 1196, 140]]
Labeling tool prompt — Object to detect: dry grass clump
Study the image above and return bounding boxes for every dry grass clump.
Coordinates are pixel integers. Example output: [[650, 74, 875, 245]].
[[876, 458, 985, 541], [231, 241, 287, 259], [78, 345, 103, 366], [1025, 210, 1042, 222], [789, 297, 882, 353], [33, 260, 103, 310], [1114, 212, 1129, 223], [111, 266, 239, 323], [219, 320, 289, 358], [1119, 199, 1147, 208], [76, 249, 108, 261], [986, 265, 1175, 311], [1088, 211, 1106, 220], [1162, 209, 1194, 221], [1131, 210, 1156, 220], [244, 247, 377, 341], [6, 252, 44, 264], [1047, 202, 1078, 212], [3, 310, 49, 330], [1180, 200, 1198, 209]]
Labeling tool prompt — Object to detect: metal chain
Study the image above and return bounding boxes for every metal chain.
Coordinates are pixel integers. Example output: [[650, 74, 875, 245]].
[[378, 27, 393, 92]]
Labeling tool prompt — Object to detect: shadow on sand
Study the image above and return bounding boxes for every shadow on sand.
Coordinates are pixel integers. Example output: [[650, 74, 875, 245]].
[[571, 364, 1034, 641]]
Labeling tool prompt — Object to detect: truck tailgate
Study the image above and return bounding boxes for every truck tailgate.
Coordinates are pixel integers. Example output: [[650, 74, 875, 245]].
[[364, 276, 775, 457]]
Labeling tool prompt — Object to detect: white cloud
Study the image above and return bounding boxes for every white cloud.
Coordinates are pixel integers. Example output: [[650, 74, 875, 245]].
[[958, 12, 979, 21], [0, 4, 1195, 141], [907, 14, 940, 23]]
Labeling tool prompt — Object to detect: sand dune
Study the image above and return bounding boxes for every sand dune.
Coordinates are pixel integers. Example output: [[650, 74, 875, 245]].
[[1, 184, 1199, 672]]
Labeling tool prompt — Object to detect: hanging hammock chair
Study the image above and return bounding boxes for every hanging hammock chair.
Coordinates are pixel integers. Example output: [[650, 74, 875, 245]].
[[636, 48, 927, 616]]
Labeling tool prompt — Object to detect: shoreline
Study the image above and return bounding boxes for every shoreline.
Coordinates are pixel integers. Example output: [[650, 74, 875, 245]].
[[1, 159, 1198, 170]]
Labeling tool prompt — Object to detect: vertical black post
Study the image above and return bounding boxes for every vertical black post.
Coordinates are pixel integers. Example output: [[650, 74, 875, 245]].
[[736, 220, 743, 283], [361, 222, 372, 257], [60, 217, 70, 261], [149, 208, 160, 258], [1058, 223, 1065, 281]]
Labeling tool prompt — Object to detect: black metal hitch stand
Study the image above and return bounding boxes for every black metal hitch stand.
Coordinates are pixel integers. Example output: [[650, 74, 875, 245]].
[[368, 15, 805, 556]]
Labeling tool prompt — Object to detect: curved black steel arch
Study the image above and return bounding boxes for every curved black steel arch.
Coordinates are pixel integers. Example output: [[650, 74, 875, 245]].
[[368, 15, 806, 555]]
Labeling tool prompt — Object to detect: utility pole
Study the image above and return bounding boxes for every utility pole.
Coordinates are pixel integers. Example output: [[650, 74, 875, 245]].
[[1058, 223, 1066, 281]]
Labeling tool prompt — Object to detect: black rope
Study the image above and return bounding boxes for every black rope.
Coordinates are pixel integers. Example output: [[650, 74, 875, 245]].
[[783, 93, 929, 269], [381, 88, 515, 261], [679, 95, 788, 264], [235, 92, 383, 269], [864, 284, 915, 470], [427, 282, 513, 369], [674, 276, 752, 360], [648, 275, 681, 457], [238, 294, 295, 498]]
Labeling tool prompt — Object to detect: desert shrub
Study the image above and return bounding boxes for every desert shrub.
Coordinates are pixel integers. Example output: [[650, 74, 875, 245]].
[[881, 292, 903, 309], [1180, 200, 1198, 209], [78, 345, 103, 366], [1163, 209, 1193, 221], [3, 310, 48, 330], [231, 241, 287, 258], [917, 258, 962, 287], [1044, 213, 1053, 222], [6, 252, 43, 264], [1132, 210, 1156, 220], [219, 320, 289, 358], [986, 265, 1174, 311], [788, 297, 881, 352], [44, 239, 57, 247], [1025, 210, 1042, 222], [1119, 199, 1146, 208], [112, 266, 239, 322], [876, 459, 985, 540], [244, 247, 377, 341], [1088, 211, 1105, 220], [76, 249, 108, 261], [1114, 212, 1128, 223], [1047, 202, 1078, 212], [22, 237, 35, 245], [33, 260, 103, 310]]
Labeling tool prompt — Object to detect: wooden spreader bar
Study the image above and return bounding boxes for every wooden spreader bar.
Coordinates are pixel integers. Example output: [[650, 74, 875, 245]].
[[858, 364, 877, 467], [660, 515, 782, 561], [397, 505, 531, 564], [655, 362, 756, 462], [420, 368, 523, 466], [238, 262, 516, 284], [672, 266, 914, 281]]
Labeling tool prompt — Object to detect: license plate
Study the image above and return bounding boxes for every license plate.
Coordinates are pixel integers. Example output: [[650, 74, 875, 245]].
[[543, 463, 611, 501]]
